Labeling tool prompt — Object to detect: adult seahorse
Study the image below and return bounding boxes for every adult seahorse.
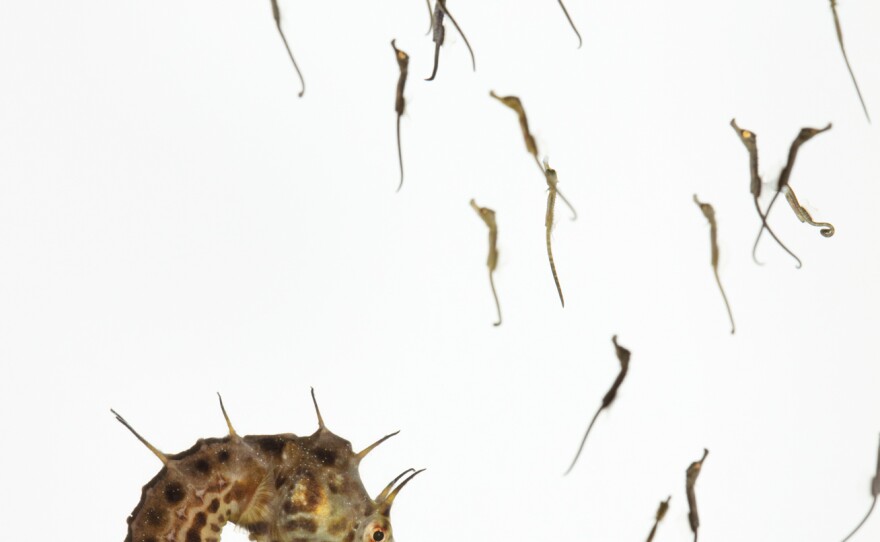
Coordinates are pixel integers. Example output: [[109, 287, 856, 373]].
[[113, 390, 422, 542]]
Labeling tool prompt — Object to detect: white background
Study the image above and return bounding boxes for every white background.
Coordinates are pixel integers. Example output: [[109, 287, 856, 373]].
[[1, 1, 879, 541]]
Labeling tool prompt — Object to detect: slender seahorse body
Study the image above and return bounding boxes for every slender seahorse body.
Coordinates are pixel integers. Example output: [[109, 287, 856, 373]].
[[116, 391, 420, 542]]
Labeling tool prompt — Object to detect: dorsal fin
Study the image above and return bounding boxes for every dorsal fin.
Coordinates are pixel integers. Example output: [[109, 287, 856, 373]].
[[238, 472, 276, 530], [216, 393, 238, 437], [357, 431, 400, 462], [310, 387, 327, 431], [111, 409, 168, 465]]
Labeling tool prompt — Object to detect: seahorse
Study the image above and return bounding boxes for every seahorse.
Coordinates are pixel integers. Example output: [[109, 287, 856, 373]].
[[391, 39, 410, 192], [470, 198, 502, 326], [113, 390, 422, 542], [686, 449, 709, 542], [693, 194, 736, 335], [565, 335, 631, 474], [543, 160, 565, 307]]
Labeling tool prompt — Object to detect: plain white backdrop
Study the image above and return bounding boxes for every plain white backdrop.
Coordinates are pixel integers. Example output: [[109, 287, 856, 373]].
[[1, 1, 879, 541]]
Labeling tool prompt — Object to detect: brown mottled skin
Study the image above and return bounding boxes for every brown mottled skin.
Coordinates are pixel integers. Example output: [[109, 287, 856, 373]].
[[117, 394, 418, 542], [686, 449, 709, 542], [489, 91, 538, 161]]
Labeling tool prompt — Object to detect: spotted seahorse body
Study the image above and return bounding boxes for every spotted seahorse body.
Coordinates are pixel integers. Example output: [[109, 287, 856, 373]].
[[118, 394, 419, 542]]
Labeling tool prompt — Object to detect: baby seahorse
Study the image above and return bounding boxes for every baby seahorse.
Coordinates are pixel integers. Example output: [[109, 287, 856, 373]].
[[391, 40, 410, 192], [470, 199, 502, 326], [543, 160, 565, 307], [686, 449, 709, 542], [693, 194, 735, 334], [565, 335, 632, 474]]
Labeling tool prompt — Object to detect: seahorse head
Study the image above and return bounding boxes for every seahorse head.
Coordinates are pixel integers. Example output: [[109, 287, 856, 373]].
[[266, 391, 424, 542], [354, 469, 424, 542]]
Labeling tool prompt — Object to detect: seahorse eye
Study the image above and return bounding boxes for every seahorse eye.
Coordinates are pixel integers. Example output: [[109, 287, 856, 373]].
[[372, 530, 385, 541]]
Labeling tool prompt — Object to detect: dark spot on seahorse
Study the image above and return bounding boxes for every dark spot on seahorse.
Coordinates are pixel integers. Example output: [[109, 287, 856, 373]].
[[164, 482, 185, 503], [313, 447, 337, 465], [246, 522, 269, 535], [328, 477, 341, 494], [210, 524, 221, 533], [282, 500, 295, 514], [254, 436, 285, 455], [217, 449, 230, 463], [285, 518, 318, 533], [208, 498, 220, 513], [344, 530, 356, 542], [275, 474, 287, 489], [364, 503, 374, 517], [303, 478, 323, 509], [186, 512, 207, 542], [142, 537, 157, 542], [143, 506, 167, 527], [195, 459, 211, 475]]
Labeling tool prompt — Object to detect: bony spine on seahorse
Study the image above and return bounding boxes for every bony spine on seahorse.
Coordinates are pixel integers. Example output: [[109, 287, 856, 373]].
[[113, 389, 423, 542]]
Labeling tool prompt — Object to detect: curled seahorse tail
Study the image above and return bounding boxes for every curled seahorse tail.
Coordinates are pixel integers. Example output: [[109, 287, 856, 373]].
[[556, 0, 583, 48], [425, 44, 441, 81], [274, 21, 305, 97]]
